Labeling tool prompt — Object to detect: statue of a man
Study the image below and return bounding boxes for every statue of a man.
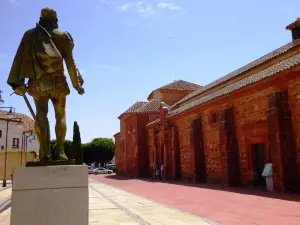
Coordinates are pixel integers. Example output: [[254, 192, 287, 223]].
[[7, 8, 84, 161]]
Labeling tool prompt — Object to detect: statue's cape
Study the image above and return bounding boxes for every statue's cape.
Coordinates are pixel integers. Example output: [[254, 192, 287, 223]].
[[7, 29, 36, 89], [7, 24, 62, 89]]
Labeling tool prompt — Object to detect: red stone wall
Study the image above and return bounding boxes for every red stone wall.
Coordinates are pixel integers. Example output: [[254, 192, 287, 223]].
[[147, 128, 156, 177], [114, 133, 127, 175], [168, 70, 300, 186], [143, 69, 300, 190], [125, 115, 138, 177], [288, 75, 300, 175], [149, 114, 160, 123], [116, 113, 160, 178], [137, 114, 153, 177]]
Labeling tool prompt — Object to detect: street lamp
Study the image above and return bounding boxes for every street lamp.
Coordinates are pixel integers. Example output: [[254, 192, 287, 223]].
[[0, 116, 23, 187], [0, 93, 21, 187], [24, 132, 35, 164], [7, 108, 13, 119]]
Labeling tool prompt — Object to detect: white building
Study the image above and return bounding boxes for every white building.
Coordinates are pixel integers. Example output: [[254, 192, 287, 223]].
[[0, 110, 39, 155]]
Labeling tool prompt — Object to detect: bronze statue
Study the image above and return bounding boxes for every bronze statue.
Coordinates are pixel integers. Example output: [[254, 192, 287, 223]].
[[7, 8, 84, 162]]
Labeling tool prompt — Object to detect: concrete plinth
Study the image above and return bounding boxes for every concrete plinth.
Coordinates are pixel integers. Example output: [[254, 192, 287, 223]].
[[10, 165, 89, 225]]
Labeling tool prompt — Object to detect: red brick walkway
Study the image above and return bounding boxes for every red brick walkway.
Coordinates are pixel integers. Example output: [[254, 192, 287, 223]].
[[90, 174, 300, 225]]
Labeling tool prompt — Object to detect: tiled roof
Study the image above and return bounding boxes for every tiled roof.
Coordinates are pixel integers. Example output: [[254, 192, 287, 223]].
[[148, 80, 201, 100], [157, 80, 201, 91], [135, 99, 161, 113], [113, 132, 120, 137], [286, 18, 300, 30], [119, 100, 160, 119], [118, 101, 147, 118], [0, 110, 35, 132], [147, 52, 300, 127], [171, 42, 295, 108], [124, 101, 148, 113]]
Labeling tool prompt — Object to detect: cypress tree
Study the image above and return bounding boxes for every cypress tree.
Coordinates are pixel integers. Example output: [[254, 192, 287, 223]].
[[72, 121, 83, 164]]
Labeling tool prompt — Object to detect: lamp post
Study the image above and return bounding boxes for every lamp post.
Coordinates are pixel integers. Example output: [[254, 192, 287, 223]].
[[24, 132, 35, 164], [0, 91, 23, 187], [0, 91, 4, 105], [0, 115, 23, 187]]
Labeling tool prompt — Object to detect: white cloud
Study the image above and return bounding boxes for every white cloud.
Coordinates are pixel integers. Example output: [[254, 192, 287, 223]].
[[137, 3, 156, 18], [95, 64, 121, 72], [119, 3, 134, 11], [8, 0, 19, 5], [96, 0, 110, 8], [157, 2, 182, 11], [117, 1, 183, 18], [118, 2, 156, 17]]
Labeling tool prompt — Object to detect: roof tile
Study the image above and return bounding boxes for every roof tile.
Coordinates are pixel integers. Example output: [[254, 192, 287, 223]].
[[157, 80, 201, 91], [172, 42, 295, 108], [147, 52, 300, 127], [135, 99, 160, 113], [148, 80, 201, 100], [0, 110, 35, 132]]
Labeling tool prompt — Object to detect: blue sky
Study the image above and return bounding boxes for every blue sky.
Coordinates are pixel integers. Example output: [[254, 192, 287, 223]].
[[0, 0, 299, 143]]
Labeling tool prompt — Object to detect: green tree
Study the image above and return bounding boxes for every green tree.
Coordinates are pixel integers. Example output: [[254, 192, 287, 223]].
[[72, 121, 83, 165], [85, 138, 114, 166]]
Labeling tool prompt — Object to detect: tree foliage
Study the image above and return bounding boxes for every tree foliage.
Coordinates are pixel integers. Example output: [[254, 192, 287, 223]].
[[72, 121, 83, 165], [50, 137, 114, 165], [83, 138, 114, 165]]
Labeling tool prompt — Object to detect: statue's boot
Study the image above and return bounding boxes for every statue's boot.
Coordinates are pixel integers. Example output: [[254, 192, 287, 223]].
[[58, 151, 68, 161], [35, 118, 52, 161], [39, 153, 52, 161], [52, 147, 68, 161]]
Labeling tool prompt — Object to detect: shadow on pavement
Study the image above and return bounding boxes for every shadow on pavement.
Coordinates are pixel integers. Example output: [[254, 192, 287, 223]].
[[100, 174, 300, 203]]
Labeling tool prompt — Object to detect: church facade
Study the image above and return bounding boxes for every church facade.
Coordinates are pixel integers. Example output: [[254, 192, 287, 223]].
[[115, 18, 300, 192]]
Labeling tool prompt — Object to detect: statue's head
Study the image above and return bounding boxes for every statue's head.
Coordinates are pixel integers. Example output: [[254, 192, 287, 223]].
[[39, 8, 58, 29]]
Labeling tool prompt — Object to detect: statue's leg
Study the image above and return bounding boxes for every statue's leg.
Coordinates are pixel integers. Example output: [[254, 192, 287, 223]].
[[34, 96, 51, 160], [51, 97, 68, 161]]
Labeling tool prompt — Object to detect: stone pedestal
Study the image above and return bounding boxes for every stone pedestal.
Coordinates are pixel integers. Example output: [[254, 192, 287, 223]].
[[10, 165, 89, 225]]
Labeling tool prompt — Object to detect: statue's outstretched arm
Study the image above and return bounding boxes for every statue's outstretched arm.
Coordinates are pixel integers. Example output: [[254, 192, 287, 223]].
[[63, 32, 80, 89]]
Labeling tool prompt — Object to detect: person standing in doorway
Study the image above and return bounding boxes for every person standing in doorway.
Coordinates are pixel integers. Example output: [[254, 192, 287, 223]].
[[160, 164, 164, 181], [155, 166, 160, 180]]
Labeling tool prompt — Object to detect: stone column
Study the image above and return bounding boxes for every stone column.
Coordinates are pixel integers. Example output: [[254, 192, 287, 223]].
[[219, 107, 240, 186], [268, 92, 285, 192], [219, 110, 229, 186], [268, 90, 300, 192]]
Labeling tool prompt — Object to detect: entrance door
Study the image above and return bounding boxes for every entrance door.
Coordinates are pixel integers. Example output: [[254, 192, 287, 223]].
[[251, 143, 266, 186]]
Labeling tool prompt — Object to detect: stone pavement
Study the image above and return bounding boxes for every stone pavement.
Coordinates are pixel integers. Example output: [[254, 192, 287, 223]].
[[0, 179, 217, 225], [91, 174, 300, 225], [0, 187, 11, 213]]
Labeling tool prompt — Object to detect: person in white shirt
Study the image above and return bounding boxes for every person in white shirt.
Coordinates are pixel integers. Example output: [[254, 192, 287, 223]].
[[160, 164, 164, 181]]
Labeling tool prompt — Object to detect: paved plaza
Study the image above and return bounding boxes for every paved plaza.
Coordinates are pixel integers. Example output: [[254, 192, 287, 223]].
[[91, 174, 300, 225], [2, 175, 300, 225], [0, 179, 216, 225]]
